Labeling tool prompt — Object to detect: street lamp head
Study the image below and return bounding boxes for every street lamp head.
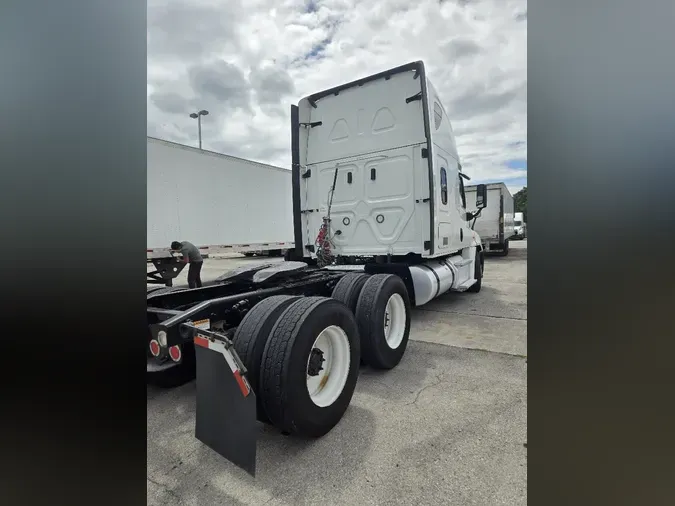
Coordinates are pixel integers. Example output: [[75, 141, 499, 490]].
[[189, 110, 207, 149]]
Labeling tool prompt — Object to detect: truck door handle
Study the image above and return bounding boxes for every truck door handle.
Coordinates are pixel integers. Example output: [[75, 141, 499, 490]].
[[370, 168, 376, 180]]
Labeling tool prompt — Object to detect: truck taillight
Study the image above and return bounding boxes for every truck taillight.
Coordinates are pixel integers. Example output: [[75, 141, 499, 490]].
[[169, 345, 182, 362], [149, 340, 160, 357]]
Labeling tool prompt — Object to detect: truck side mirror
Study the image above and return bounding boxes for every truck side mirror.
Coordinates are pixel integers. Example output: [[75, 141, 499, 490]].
[[476, 184, 487, 209]]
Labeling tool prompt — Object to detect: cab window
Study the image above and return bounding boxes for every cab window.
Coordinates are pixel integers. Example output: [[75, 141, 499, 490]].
[[434, 102, 443, 130], [458, 173, 467, 209], [440, 168, 448, 205]]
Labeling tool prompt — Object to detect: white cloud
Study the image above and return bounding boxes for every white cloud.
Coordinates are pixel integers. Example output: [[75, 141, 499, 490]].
[[148, 0, 527, 185]]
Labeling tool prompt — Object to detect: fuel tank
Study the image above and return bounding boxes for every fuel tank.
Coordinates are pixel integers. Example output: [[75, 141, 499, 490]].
[[408, 255, 464, 306]]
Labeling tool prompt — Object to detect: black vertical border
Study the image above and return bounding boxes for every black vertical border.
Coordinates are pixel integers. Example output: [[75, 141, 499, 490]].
[[1, 1, 147, 505], [290, 104, 304, 257], [529, 0, 675, 504]]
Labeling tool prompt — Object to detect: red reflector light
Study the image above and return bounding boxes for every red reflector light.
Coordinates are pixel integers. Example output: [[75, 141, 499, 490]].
[[169, 345, 182, 362], [149, 340, 160, 357], [234, 370, 250, 397], [194, 336, 209, 348]]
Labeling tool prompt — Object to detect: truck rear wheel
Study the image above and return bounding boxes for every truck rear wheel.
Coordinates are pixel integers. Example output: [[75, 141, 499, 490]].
[[232, 295, 300, 423], [331, 273, 370, 313], [355, 274, 411, 370], [260, 297, 360, 437]]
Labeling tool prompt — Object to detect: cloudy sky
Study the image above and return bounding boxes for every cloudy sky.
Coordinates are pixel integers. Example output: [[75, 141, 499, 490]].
[[148, 0, 527, 194]]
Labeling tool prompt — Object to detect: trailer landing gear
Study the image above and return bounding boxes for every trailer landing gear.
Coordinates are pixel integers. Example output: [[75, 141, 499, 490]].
[[147, 256, 186, 286]]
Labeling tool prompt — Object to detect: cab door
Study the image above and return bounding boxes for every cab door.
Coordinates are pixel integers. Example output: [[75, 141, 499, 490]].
[[435, 152, 453, 252], [456, 168, 472, 250]]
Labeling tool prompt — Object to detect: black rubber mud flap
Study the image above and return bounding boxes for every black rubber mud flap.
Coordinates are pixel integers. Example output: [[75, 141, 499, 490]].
[[194, 343, 259, 476]]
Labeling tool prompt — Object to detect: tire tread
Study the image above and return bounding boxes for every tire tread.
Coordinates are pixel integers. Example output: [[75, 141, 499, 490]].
[[260, 297, 325, 430], [331, 273, 370, 312], [355, 274, 411, 369], [233, 295, 299, 422], [233, 295, 298, 372]]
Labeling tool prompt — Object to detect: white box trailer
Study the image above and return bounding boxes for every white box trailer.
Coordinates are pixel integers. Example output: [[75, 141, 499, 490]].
[[146, 137, 295, 284], [464, 182, 515, 255]]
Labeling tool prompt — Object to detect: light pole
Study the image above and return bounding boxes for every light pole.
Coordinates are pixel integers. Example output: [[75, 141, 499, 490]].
[[189, 109, 209, 149]]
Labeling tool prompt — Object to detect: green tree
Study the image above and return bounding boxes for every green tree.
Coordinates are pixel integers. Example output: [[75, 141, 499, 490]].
[[513, 187, 527, 222]]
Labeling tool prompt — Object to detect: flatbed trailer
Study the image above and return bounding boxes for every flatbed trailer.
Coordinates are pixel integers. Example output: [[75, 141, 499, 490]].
[[147, 61, 490, 475]]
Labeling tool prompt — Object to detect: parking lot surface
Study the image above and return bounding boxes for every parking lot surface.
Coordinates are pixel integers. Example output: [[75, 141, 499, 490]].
[[147, 241, 527, 505]]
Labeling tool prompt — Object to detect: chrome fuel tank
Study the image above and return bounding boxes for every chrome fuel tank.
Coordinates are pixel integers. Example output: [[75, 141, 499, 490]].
[[408, 255, 463, 306]]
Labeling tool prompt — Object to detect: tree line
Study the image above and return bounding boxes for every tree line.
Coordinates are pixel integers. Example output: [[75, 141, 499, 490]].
[[514, 187, 527, 222]]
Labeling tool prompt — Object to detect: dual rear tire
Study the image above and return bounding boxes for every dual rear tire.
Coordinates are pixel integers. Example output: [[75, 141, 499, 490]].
[[259, 297, 360, 437], [231, 273, 412, 438], [232, 295, 300, 423], [331, 273, 411, 369], [233, 295, 361, 437]]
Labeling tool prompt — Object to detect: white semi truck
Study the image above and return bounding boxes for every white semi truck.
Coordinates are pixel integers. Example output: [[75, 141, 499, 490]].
[[146, 61, 489, 475], [146, 137, 295, 285], [465, 182, 515, 255]]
